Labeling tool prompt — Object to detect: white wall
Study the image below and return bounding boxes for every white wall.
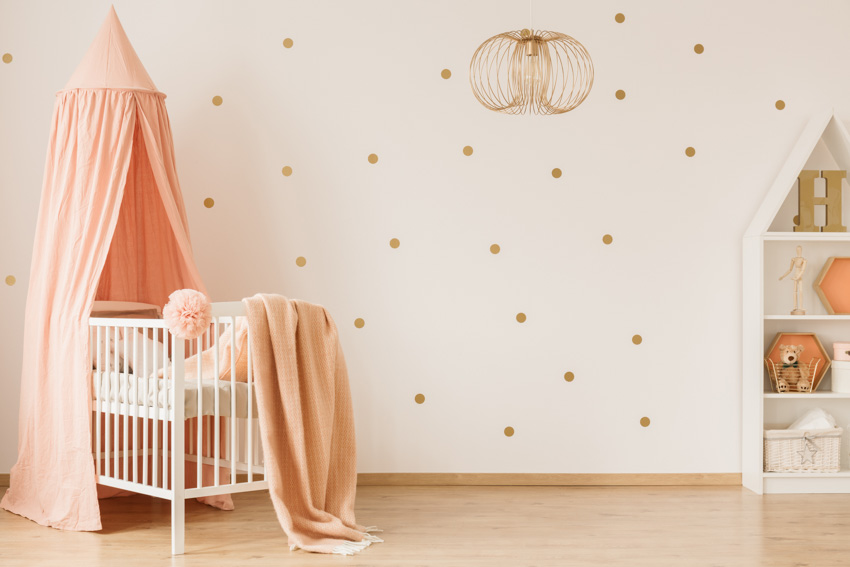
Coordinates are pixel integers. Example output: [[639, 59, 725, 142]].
[[3, 0, 850, 474]]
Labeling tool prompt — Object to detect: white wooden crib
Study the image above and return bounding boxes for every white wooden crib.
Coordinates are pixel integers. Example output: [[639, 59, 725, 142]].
[[89, 301, 266, 554]]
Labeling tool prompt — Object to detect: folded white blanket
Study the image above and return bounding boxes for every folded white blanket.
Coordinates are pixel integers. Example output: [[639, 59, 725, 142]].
[[92, 372, 257, 419], [788, 408, 837, 430]]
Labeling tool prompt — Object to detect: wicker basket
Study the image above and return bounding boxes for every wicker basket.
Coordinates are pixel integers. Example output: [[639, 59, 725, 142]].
[[763, 427, 842, 473], [764, 357, 823, 393]]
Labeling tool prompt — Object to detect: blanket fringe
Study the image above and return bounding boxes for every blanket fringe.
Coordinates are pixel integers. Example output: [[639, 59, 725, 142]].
[[332, 539, 373, 556]]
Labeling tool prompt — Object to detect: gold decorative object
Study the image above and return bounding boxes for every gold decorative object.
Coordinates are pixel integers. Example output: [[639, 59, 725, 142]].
[[367, 153, 378, 164], [354, 318, 365, 329], [490, 243, 500, 254], [776, 99, 785, 110], [282, 38, 294, 48], [295, 256, 306, 267], [632, 334, 642, 345], [614, 13, 625, 23], [602, 234, 613, 244], [414, 394, 425, 404], [281, 166, 293, 176], [516, 312, 527, 323], [685, 146, 696, 157], [504, 426, 515, 437], [5, 275, 15, 286], [552, 168, 562, 178], [564, 371, 574, 382], [615, 89, 625, 100], [640, 417, 650, 427], [795, 170, 847, 232], [203, 198, 215, 208], [694, 43, 704, 54], [469, 28, 593, 115], [441, 69, 451, 79], [2, 53, 11, 64], [211, 96, 222, 106], [389, 238, 400, 249]]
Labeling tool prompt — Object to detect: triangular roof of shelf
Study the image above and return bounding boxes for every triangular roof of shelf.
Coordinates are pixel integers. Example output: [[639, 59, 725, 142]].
[[745, 108, 850, 237]]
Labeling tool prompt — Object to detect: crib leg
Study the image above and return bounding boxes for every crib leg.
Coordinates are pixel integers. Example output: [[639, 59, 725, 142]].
[[172, 495, 185, 555]]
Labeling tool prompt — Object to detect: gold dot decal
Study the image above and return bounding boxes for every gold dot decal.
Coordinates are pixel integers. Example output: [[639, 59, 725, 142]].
[[414, 394, 425, 404], [2, 53, 11, 64], [295, 256, 306, 267], [441, 69, 451, 79], [516, 312, 526, 323], [632, 334, 642, 345], [694, 44, 704, 54], [5, 275, 15, 286], [490, 244, 500, 254], [389, 238, 400, 249], [564, 371, 575, 382], [282, 166, 293, 176], [615, 89, 626, 100], [204, 198, 215, 208], [283, 38, 294, 48], [640, 417, 651, 427], [793, 214, 800, 225], [552, 168, 562, 178], [354, 318, 365, 329], [462, 145, 473, 156], [776, 100, 786, 110], [368, 153, 379, 164], [212, 96, 223, 106], [615, 13, 625, 23], [685, 147, 696, 157], [602, 234, 613, 245], [504, 426, 515, 437]]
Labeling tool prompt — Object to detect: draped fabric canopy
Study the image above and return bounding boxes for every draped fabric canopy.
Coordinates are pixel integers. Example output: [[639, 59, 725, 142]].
[[1, 7, 206, 530]]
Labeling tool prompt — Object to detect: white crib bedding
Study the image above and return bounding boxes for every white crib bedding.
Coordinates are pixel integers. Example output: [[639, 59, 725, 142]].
[[92, 371, 258, 419]]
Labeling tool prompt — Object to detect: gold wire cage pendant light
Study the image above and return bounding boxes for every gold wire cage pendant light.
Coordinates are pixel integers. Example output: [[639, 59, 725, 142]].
[[470, 28, 593, 115]]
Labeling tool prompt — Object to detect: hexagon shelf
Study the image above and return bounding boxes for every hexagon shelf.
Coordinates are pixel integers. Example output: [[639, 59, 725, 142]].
[[814, 257, 850, 314], [764, 332, 831, 392]]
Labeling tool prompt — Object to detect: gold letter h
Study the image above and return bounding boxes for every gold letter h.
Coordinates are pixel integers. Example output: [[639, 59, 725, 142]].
[[795, 170, 847, 232]]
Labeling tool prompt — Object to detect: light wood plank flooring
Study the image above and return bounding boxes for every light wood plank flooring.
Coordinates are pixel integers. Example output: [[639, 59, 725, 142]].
[[2, 485, 850, 566]]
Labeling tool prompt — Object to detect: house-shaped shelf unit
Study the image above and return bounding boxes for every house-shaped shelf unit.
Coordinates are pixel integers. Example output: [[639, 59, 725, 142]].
[[744, 109, 850, 495]]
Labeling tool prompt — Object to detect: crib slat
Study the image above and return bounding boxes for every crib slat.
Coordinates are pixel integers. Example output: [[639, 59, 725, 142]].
[[104, 326, 111, 479], [247, 324, 253, 482], [114, 326, 120, 481], [143, 325, 149, 487], [230, 319, 237, 485], [152, 328, 159, 489], [95, 326, 101, 477], [163, 333, 171, 491], [122, 326, 129, 482], [196, 335, 203, 488], [213, 318, 220, 486], [131, 328, 138, 484]]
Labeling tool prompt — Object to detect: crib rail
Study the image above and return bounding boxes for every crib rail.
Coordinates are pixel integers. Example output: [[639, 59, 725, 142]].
[[89, 302, 267, 553]]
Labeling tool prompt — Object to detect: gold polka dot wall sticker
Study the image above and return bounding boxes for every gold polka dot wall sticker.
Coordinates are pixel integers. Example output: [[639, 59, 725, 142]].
[[295, 256, 306, 267], [615, 89, 626, 100], [602, 234, 613, 245], [490, 243, 500, 254], [283, 38, 294, 49], [389, 238, 400, 249], [441, 69, 451, 79], [462, 145, 473, 156], [685, 146, 696, 157], [368, 153, 379, 164], [632, 334, 643, 345], [615, 13, 625, 23], [776, 100, 786, 110], [204, 198, 215, 208], [212, 95, 223, 106], [693, 43, 704, 54], [5, 275, 15, 286], [2, 53, 11, 64], [564, 371, 575, 382], [504, 426, 515, 437], [282, 166, 293, 177], [354, 317, 365, 328], [640, 417, 651, 427], [415, 393, 425, 404], [552, 168, 562, 178], [516, 312, 527, 323]]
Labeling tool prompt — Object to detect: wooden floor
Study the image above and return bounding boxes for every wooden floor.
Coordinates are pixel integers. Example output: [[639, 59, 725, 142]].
[[2, 485, 850, 566]]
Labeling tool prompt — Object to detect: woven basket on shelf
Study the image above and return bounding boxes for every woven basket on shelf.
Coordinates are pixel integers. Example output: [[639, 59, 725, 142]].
[[763, 427, 842, 473], [764, 357, 822, 393]]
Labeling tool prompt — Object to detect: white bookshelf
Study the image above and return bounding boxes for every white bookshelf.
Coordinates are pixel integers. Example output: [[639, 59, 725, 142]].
[[744, 109, 850, 494]]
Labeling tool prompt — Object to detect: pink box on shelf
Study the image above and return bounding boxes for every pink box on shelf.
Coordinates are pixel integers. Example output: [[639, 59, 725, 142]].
[[833, 342, 850, 361]]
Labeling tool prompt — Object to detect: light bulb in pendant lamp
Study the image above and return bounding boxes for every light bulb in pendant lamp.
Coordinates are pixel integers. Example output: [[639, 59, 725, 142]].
[[469, 28, 593, 115]]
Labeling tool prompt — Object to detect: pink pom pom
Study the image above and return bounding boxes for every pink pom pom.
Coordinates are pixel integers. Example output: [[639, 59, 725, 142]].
[[163, 289, 212, 340]]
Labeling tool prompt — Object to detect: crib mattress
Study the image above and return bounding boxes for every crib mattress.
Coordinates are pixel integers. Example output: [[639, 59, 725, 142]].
[[92, 372, 259, 419]]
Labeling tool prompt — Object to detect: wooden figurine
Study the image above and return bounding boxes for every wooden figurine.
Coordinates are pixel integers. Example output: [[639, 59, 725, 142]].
[[779, 245, 807, 315]]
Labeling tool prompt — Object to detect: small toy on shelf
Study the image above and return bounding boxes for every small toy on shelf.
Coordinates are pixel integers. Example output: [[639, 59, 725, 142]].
[[764, 332, 830, 393], [779, 245, 807, 315]]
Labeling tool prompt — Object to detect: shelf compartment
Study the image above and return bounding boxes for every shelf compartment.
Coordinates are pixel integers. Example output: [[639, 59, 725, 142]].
[[764, 392, 850, 399]]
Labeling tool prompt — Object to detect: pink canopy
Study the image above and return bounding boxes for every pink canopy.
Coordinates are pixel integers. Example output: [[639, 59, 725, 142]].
[[1, 8, 206, 530]]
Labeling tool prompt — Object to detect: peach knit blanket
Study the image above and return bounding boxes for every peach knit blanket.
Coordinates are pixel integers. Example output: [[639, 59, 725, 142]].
[[242, 294, 381, 555]]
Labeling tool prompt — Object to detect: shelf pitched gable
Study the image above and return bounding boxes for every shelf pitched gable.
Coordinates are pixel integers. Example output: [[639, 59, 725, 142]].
[[746, 109, 850, 237]]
